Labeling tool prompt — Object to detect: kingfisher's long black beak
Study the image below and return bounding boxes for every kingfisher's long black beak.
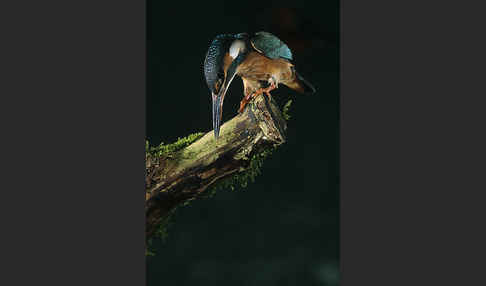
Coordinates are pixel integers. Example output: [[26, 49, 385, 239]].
[[211, 63, 239, 139], [212, 91, 223, 139], [212, 80, 231, 139]]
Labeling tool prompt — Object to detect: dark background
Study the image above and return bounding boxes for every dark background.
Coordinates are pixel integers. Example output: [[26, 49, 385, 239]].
[[147, 0, 339, 285]]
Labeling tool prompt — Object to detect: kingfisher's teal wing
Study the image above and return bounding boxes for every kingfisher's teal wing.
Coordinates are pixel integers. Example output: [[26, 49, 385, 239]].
[[250, 31, 293, 61]]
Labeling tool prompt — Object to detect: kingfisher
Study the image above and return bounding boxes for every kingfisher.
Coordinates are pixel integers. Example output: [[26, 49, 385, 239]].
[[204, 31, 316, 139]]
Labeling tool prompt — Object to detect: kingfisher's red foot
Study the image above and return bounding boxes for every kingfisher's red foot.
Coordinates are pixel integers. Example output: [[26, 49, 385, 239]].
[[238, 100, 247, 114], [263, 82, 276, 100], [238, 82, 276, 113], [239, 88, 265, 113], [238, 92, 253, 113]]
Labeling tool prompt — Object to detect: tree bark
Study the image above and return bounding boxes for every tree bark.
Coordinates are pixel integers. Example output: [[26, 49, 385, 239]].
[[145, 95, 287, 239]]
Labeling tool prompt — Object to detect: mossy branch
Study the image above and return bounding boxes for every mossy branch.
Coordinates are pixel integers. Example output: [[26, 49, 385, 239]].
[[145, 95, 288, 243]]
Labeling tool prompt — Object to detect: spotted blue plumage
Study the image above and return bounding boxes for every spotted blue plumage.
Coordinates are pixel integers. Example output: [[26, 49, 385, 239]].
[[203, 34, 235, 93], [250, 31, 293, 61]]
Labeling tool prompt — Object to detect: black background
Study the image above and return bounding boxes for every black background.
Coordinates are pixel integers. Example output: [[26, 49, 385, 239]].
[[147, 1, 339, 285]]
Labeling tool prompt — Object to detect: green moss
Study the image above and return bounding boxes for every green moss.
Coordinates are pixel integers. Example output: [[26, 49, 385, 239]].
[[145, 247, 155, 257], [146, 207, 176, 257], [203, 144, 276, 199], [146, 132, 205, 158], [282, 99, 292, 121]]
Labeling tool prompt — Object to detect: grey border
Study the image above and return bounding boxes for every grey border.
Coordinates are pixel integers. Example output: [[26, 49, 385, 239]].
[[1, 0, 145, 285], [342, 0, 486, 285]]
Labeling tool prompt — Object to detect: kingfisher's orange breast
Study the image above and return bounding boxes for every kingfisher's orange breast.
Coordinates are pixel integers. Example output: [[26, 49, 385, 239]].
[[237, 52, 293, 82]]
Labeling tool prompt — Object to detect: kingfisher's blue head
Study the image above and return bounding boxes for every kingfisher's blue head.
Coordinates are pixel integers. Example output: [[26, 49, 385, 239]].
[[204, 33, 248, 139]]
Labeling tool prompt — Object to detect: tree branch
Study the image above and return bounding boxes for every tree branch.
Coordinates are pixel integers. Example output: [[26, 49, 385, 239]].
[[145, 95, 287, 239]]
